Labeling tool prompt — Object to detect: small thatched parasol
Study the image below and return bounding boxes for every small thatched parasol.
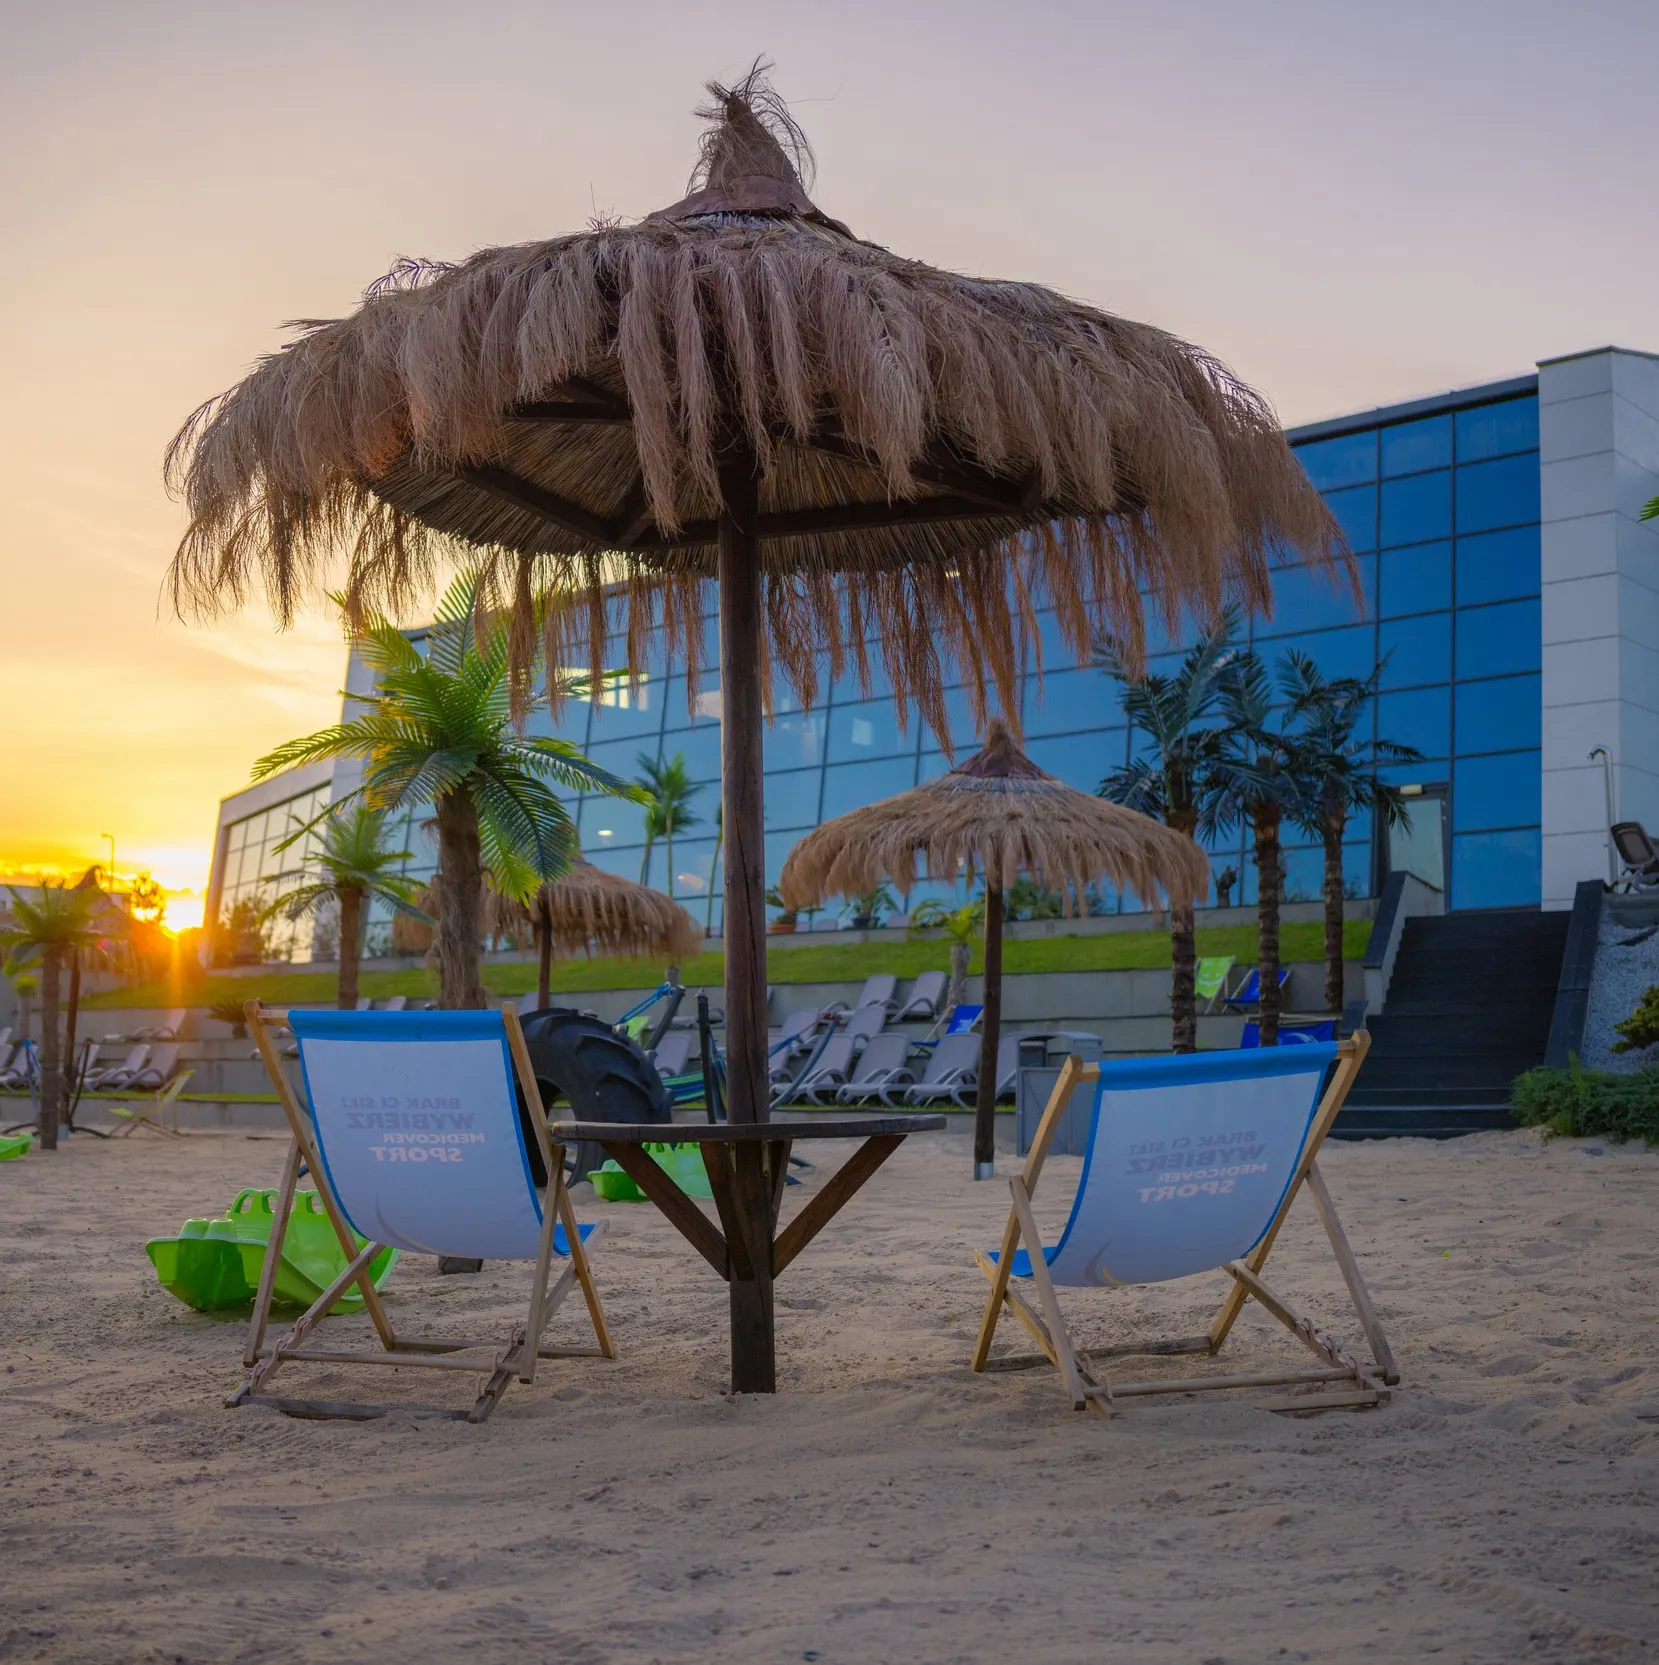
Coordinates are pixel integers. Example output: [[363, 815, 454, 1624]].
[[164, 60, 1343, 1132], [778, 719, 1210, 1176]]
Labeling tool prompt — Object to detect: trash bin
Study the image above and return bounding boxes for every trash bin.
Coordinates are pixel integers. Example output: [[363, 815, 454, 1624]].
[[1014, 1031, 1102, 1156]]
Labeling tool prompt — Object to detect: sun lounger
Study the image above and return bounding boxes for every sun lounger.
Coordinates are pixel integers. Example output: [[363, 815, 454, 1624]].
[[789, 1035, 857, 1105], [126, 1042, 181, 1093], [1194, 956, 1234, 1014], [944, 1003, 983, 1035], [904, 1033, 981, 1107], [850, 974, 897, 1016], [235, 1004, 612, 1422], [835, 1033, 916, 1105], [0, 1039, 33, 1090], [1612, 821, 1659, 892], [971, 1034, 1396, 1415], [649, 1031, 695, 1077], [844, 1003, 889, 1048], [898, 970, 946, 1021], [375, 996, 409, 1012], [131, 1008, 186, 1042], [775, 1006, 827, 1060], [85, 1043, 151, 1091], [1222, 966, 1291, 1011]]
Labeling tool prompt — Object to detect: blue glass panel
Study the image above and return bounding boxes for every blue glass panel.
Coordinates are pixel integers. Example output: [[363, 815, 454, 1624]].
[[917, 750, 951, 784], [1029, 608, 1075, 671], [1378, 542, 1452, 617], [585, 676, 664, 742], [1259, 557, 1371, 635], [660, 726, 721, 784], [1377, 686, 1450, 759], [1321, 484, 1378, 553], [1456, 598, 1540, 679], [830, 651, 893, 702], [764, 768, 823, 830], [827, 697, 912, 762], [931, 683, 1016, 752], [1456, 525, 1540, 606], [584, 843, 645, 881], [1380, 415, 1452, 477], [763, 710, 825, 771], [1294, 431, 1377, 491], [1455, 675, 1541, 755], [820, 755, 918, 821], [1452, 751, 1540, 832], [1380, 471, 1452, 547], [1281, 847, 1324, 904], [1024, 668, 1121, 737], [765, 831, 805, 890], [584, 736, 654, 779], [1455, 454, 1540, 535], [1344, 842, 1374, 900], [1378, 613, 1451, 688], [660, 837, 718, 905], [1259, 624, 1374, 684], [1451, 828, 1541, 908], [1379, 759, 1448, 788], [578, 790, 649, 852], [1455, 397, 1539, 463], [1024, 732, 1125, 790], [660, 670, 722, 730]]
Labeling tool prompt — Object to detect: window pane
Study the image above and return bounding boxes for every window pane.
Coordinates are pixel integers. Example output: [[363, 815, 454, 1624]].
[[1025, 732, 1124, 791], [578, 791, 649, 852], [661, 670, 722, 730], [661, 836, 718, 902], [1455, 454, 1540, 535], [1380, 471, 1452, 547], [930, 683, 1016, 752], [1378, 542, 1452, 617], [1451, 828, 1540, 908], [1294, 431, 1377, 491], [1259, 557, 1372, 636], [1261, 624, 1374, 684], [1455, 674, 1541, 755], [1377, 686, 1450, 759], [1452, 751, 1540, 832], [764, 767, 823, 830], [1455, 525, 1540, 607], [1379, 613, 1451, 688], [585, 672, 664, 742], [1380, 415, 1451, 477], [660, 726, 721, 785], [830, 652, 893, 702], [917, 750, 952, 784], [1455, 397, 1539, 463], [1024, 668, 1121, 737], [584, 736, 653, 780], [827, 697, 911, 762], [763, 710, 825, 771], [820, 755, 918, 821], [1455, 598, 1540, 679], [1321, 484, 1378, 553], [1281, 847, 1324, 903]]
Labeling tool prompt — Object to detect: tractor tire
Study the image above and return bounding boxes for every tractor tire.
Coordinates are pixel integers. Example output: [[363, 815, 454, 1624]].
[[519, 1007, 673, 1185]]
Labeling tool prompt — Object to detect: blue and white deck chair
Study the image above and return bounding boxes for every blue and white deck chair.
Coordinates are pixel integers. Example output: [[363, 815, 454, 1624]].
[[971, 1033, 1398, 1416], [1223, 965, 1292, 1011], [235, 1003, 612, 1423]]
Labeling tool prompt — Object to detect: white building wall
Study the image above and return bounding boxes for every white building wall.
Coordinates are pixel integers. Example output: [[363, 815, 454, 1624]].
[[1539, 347, 1659, 908]]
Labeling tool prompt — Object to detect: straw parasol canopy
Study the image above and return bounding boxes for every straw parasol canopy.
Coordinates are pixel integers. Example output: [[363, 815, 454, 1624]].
[[778, 719, 1210, 1175], [532, 862, 701, 965]]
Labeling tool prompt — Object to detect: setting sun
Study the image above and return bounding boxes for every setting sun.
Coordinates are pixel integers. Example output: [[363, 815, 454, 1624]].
[[161, 892, 205, 934]]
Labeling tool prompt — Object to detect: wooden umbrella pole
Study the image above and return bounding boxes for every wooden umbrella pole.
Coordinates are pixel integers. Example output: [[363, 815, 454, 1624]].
[[717, 443, 768, 1127], [973, 883, 1004, 1177]]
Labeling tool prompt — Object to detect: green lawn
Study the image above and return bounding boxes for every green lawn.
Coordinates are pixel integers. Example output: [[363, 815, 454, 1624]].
[[86, 918, 1369, 1009]]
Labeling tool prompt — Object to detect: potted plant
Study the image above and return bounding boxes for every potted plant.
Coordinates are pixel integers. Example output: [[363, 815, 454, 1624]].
[[843, 883, 896, 931], [765, 885, 798, 935], [207, 995, 250, 1039]]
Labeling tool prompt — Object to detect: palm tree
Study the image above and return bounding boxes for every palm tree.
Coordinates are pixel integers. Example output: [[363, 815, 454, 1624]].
[[1, 877, 113, 1149], [259, 807, 426, 1009], [909, 896, 985, 1014], [704, 804, 723, 937], [1206, 651, 1304, 1046], [1097, 612, 1238, 1052], [635, 751, 704, 898], [1279, 653, 1420, 1014], [253, 575, 643, 1008]]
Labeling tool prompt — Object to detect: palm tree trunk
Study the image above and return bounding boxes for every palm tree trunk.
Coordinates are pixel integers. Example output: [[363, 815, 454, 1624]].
[[536, 891, 552, 1010], [63, 951, 82, 1124], [337, 886, 364, 1010], [665, 824, 675, 898], [1168, 811, 1200, 1054], [433, 789, 487, 1009], [639, 836, 655, 887], [1322, 808, 1347, 1015], [946, 938, 970, 1015], [1254, 806, 1284, 1046], [705, 822, 723, 936], [972, 887, 1005, 1177], [37, 944, 62, 1151]]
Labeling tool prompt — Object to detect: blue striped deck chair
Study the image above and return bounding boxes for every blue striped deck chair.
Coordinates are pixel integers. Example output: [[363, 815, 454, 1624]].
[[234, 1003, 612, 1423], [1222, 965, 1292, 1011], [972, 1032, 1398, 1416]]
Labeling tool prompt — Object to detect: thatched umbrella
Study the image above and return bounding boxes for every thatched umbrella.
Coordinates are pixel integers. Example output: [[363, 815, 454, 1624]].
[[164, 62, 1343, 1130], [778, 720, 1211, 1177]]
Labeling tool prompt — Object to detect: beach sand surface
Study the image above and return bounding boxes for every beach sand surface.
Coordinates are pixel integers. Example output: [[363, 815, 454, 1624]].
[[1, 1124, 1656, 1664]]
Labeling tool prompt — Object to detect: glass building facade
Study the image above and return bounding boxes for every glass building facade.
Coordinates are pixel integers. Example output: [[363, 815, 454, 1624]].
[[214, 781, 332, 959]]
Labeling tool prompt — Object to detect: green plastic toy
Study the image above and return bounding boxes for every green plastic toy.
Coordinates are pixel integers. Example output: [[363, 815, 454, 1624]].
[[146, 1188, 398, 1314], [0, 1132, 32, 1161], [590, 1142, 713, 1202]]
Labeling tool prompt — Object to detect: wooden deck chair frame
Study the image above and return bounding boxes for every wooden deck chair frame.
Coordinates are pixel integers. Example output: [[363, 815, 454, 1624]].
[[110, 1069, 194, 1138], [971, 1032, 1398, 1417], [231, 1001, 613, 1424]]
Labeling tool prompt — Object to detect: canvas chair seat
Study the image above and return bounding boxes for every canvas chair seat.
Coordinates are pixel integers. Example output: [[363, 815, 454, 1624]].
[[972, 1034, 1397, 1417], [234, 1004, 612, 1423]]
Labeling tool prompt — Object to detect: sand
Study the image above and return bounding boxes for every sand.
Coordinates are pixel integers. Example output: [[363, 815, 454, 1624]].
[[1, 1124, 1656, 1664]]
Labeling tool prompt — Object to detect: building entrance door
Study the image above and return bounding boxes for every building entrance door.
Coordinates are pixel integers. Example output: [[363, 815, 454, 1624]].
[[1386, 784, 1448, 897]]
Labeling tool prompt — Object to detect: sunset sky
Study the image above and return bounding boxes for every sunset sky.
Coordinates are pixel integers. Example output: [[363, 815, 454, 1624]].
[[2, 0, 1654, 918]]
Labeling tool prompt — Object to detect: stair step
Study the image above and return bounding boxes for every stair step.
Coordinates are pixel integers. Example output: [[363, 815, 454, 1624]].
[[1333, 1104, 1517, 1139]]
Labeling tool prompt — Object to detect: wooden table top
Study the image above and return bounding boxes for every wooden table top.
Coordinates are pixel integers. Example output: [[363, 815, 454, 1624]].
[[552, 1114, 946, 1143]]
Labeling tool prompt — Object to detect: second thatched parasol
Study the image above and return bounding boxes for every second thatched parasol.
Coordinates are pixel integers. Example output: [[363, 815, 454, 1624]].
[[778, 720, 1210, 1177]]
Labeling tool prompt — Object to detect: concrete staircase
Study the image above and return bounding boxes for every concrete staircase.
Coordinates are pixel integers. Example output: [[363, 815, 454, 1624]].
[[1339, 908, 1570, 1138]]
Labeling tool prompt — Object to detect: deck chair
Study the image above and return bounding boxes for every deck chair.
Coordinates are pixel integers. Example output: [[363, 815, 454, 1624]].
[[132, 1008, 186, 1042], [851, 974, 898, 1016], [971, 1034, 1396, 1416], [235, 1003, 612, 1423], [898, 970, 946, 1021], [945, 1003, 984, 1035], [775, 1006, 826, 1060], [904, 1033, 981, 1107], [836, 1033, 916, 1105], [86, 1043, 150, 1091], [1223, 966, 1292, 1012], [1194, 956, 1235, 1014], [110, 1068, 194, 1137], [127, 1042, 181, 1092], [376, 996, 409, 1012], [1612, 821, 1659, 892], [845, 1003, 889, 1048], [649, 1031, 695, 1077], [791, 1035, 857, 1105], [1240, 1019, 1336, 1048]]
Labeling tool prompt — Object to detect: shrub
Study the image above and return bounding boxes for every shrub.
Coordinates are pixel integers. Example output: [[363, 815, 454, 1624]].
[[1511, 1057, 1659, 1145], [1612, 985, 1659, 1055]]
